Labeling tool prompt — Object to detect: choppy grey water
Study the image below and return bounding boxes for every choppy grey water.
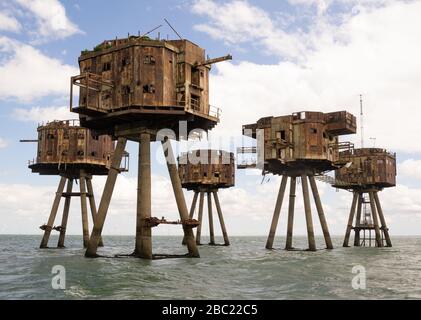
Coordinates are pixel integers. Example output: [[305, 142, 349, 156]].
[[0, 235, 420, 299]]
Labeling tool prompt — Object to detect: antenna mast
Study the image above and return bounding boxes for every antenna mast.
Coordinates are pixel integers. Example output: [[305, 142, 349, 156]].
[[360, 94, 364, 148]]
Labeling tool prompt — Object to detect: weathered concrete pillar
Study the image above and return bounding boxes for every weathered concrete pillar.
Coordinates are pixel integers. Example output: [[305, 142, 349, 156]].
[[57, 178, 73, 248], [343, 192, 358, 247], [301, 174, 316, 251], [85, 177, 103, 247], [354, 193, 363, 246], [369, 191, 383, 247], [80, 175, 90, 248], [85, 137, 127, 257], [285, 176, 296, 250], [40, 176, 66, 248], [135, 133, 152, 259], [213, 190, 230, 246], [309, 175, 333, 249], [196, 191, 205, 245], [161, 138, 200, 257], [207, 191, 215, 245], [265, 175, 288, 249], [182, 191, 199, 245], [373, 192, 392, 247]]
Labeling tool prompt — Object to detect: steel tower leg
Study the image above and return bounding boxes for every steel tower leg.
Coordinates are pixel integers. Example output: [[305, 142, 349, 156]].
[[85, 137, 127, 257], [161, 138, 200, 257], [196, 191, 205, 245], [40, 176, 66, 248], [182, 191, 199, 245], [285, 176, 296, 250], [265, 175, 288, 249], [302, 175, 316, 251], [354, 193, 363, 246], [135, 133, 152, 259], [343, 192, 358, 247], [86, 177, 103, 247], [368, 191, 383, 247], [309, 175, 333, 249], [374, 192, 392, 247], [213, 190, 230, 246], [57, 178, 73, 248], [80, 175, 90, 248], [207, 191, 215, 245]]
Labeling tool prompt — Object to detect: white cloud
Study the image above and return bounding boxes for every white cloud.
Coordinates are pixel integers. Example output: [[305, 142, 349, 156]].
[[0, 138, 8, 149], [15, 0, 82, 41], [201, 0, 421, 153], [191, 0, 306, 60], [13, 106, 74, 123], [0, 11, 21, 32], [399, 159, 421, 181], [0, 36, 78, 102]]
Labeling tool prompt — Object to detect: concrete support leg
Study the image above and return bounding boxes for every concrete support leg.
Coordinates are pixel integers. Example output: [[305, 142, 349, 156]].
[[161, 138, 200, 257], [369, 191, 383, 247], [40, 176, 66, 248], [207, 191, 215, 245], [85, 137, 127, 257], [309, 176, 333, 250], [57, 179, 73, 248], [374, 192, 392, 247], [80, 175, 90, 248], [135, 133, 152, 259], [86, 177, 103, 247], [265, 175, 288, 249], [285, 177, 296, 250], [196, 191, 205, 245], [343, 192, 358, 247], [213, 190, 230, 246], [354, 193, 363, 246], [302, 175, 316, 251], [182, 191, 199, 245]]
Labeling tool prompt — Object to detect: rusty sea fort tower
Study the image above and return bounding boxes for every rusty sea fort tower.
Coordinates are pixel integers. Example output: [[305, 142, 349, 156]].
[[70, 35, 231, 259], [22, 120, 128, 248], [335, 148, 396, 247], [238, 111, 357, 251], [178, 149, 235, 246]]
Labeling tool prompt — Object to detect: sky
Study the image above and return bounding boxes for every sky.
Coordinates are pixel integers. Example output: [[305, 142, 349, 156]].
[[0, 0, 421, 238]]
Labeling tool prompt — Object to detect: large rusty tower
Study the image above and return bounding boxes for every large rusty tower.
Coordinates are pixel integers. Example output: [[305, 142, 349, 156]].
[[70, 35, 231, 259], [335, 148, 396, 247], [23, 120, 127, 249], [178, 149, 235, 246], [238, 111, 357, 251]]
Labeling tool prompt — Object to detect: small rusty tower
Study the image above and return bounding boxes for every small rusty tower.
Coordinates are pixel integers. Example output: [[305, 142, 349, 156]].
[[23, 120, 127, 249], [70, 35, 231, 259], [334, 148, 396, 247], [178, 149, 235, 246], [238, 111, 357, 251]]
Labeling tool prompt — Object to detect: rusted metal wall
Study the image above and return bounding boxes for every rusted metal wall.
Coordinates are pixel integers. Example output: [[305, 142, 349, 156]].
[[243, 111, 356, 174], [34, 120, 114, 168], [335, 148, 396, 188], [77, 37, 209, 114], [178, 150, 235, 189]]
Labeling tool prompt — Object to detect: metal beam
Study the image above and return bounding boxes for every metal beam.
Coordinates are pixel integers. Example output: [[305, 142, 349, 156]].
[[135, 133, 152, 259], [343, 192, 358, 247], [40, 176, 66, 248], [265, 175, 288, 249], [302, 175, 316, 251], [85, 137, 127, 257]]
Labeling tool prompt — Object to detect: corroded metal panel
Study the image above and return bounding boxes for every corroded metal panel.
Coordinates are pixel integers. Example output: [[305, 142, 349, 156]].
[[72, 37, 230, 124], [29, 120, 114, 176], [178, 150, 235, 190], [239, 111, 356, 175], [334, 148, 396, 189]]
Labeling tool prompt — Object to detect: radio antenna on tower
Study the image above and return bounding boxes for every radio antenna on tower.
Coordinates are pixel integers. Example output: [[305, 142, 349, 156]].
[[360, 94, 364, 148]]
